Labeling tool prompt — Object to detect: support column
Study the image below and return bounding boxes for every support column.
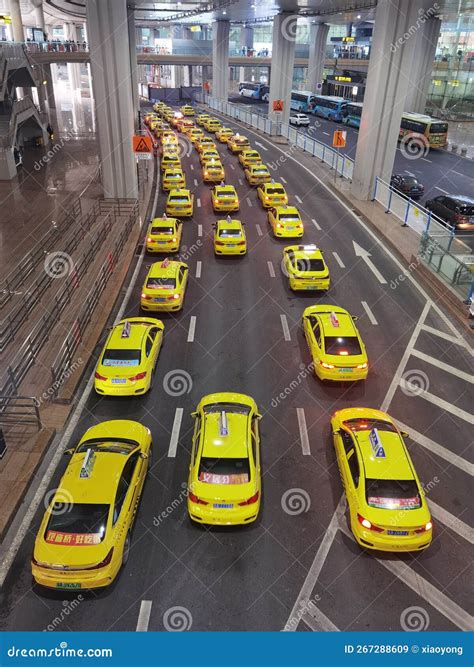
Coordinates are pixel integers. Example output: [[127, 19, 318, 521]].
[[42, 63, 56, 110], [268, 13, 297, 125], [86, 0, 138, 199], [127, 7, 139, 117], [68, 63, 82, 91], [404, 17, 441, 113], [352, 0, 428, 201], [9, 0, 24, 42], [31, 0, 46, 37], [212, 20, 230, 101], [240, 26, 253, 52], [307, 23, 329, 92]]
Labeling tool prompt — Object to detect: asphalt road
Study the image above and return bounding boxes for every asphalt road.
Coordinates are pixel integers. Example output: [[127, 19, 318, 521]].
[[0, 107, 472, 633], [229, 96, 474, 204]]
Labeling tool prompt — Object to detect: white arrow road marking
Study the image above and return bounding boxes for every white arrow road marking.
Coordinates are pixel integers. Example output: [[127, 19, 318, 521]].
[[136, 601, 152, 631], [255, 141, 268, 151], [168, 408, 183, 457], [332, 252, 345, 268], [352, 241, 387, 284]]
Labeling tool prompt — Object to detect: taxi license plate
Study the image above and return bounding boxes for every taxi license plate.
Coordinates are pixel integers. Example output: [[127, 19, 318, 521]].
[[339, 368, 353, 373], [56, 582, 81, 589], [112, 378, 126, 384], [227, 244, 236, 248], [287, 226, 295, 230], [387, 530, 409, 536], [157, 241, 168, 244], [214, 503, 233, 509], [153, 297, 166, 303]]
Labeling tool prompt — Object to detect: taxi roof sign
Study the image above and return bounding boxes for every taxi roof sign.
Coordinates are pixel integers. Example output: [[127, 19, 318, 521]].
[[369, 427, 386, 459]]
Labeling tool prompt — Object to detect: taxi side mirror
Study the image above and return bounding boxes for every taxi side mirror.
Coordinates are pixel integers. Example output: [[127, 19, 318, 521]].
[[191, 411, 198, 418], [352, 315, 359, 321], [256, 413, 263, 420], [332, 430, 341, 436], [400, 431, 409, 438], [64, 448, 74, 456]]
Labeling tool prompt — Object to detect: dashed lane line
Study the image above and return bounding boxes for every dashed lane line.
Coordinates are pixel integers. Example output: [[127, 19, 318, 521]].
[[256, 224, 263, 237], [267, 261, 275, 278], [312, 219, 321, 231], [280, 314, 291, 341], [187, 316, 197, 343], [332, 252, 345, 268], [136, 601, 152, 631], [361, 300, 378, 325], [195, 261, 202, 279], [297, 408, 311, 456], [168, 409, 183, 458]]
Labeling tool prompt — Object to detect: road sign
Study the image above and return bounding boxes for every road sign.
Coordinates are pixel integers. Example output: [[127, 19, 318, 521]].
[[273, 99, 284, 112], [332, 130, 347, 148], [133, 135, 152, 160]]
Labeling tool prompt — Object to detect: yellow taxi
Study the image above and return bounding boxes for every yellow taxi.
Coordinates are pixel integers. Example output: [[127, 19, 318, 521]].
[[153, 121, 169, 139], [149, 119, 161, 132], [196, 113, 211, 127], [180, 105, 195, 116], [170, 113, 184, 129], [244, 163, 271, 186], [211, 184, 239, 212], [257, 182, 288, 208], [32, 420, 152, 590], [203, 118, 222, 133], [302, 306, 368, 381], [268, 205, 304, 238], [144, 112, 158, 126], [165, 188, 194, 217], [176, 118, 194, 133], [227, 134, 250, 153], [203, 159, 225, 183], [213, 218, 246, 255], [215, 127, 235, 143], [146, 216, 183, 254], [161, 131, 178, 148], [238, 149, 262, 168], [162, 167, 186, 192], [187, 393, 261, 525], [331, 408, 433, 552], [141, 259, 189, 312], [196, 136, 216, 153], [160, 151, 181, 172], [163, 110, 175, 123], [282, 245, 330, 291], [199, 148, 220, 165], [188, 128, 205, 144], [94, 318, 164, 396], [153, 102, 166, 113]]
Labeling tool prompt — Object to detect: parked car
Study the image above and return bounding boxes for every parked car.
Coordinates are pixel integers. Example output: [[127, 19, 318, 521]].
[[289, 113, 310, 127], [390, 174, 424, 199], [424, 194, 474, 233]]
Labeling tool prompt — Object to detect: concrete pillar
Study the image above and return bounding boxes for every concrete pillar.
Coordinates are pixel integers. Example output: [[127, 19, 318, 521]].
[[42, 63, 56, 110], [404, 17, 441, 114], [37, 80, 47, 113], [268, 13, 297, 125], [187, 65, 193, 86], [9, 0, 24, 42], [86, 0, 138, 199], [31, 0, 46, 36], [352, 0, 427, 201], [240, 26, 253, 51], [346, 23, 353, 37], [68, 63, 82, 91], [127, 7, 139, 116], [212, 20, 230, 101], [307, 23, 329, 92], [136, 27, 142, 46]]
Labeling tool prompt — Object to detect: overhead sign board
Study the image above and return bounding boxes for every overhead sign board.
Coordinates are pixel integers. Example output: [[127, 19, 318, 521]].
[[133, 135, 152, 160]]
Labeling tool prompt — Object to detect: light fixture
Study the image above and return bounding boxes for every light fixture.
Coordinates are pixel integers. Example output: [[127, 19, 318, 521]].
[[357, 14, 361, 19]]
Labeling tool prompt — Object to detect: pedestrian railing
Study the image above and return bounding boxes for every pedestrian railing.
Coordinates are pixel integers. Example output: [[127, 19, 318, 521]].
[[0, 395, 42, 431], [419, 232, 473, 299]]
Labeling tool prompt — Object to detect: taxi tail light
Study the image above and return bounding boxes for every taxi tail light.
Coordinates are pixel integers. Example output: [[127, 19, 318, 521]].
[[86, 548, 114, 570], [216, 240, 225, 246], [172, 238, 177, 243], [238, 491, 259, 506], [237, 241, 246, 246], [357, 514, 384, 533], [147, 236, 154, 243], [356, 362, 368, 369], [188, 492, 208, 505], [320, 361, 335, 369], [168, 293, 180, 301], [94, 371, 107, 381], [415, 521, 433, 533], [129, 372, 147, 382], [141, 293, 149, 300], [276, 223, 283, 229]]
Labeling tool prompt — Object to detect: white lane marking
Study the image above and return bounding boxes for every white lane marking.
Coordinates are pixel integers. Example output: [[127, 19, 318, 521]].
[[404, 170, 415, 176], [421, 157, 432, 163], [399, 379, 474, 424], [197, 224, 203, 237], [136, 601, 152, 632], [411, 348, 474, 383], [280, 313, 291, 341], [238, 178, 243, 185], [353, 241, 387, 284], [332, 252, 345, 268], [297, 408, 311, 456], [295, 194, 303, 204], [168, 408, 184, 458], [302, 606, 339, 632], [361, 300, 378, 325], [312, 218, 321, 231], [395, 419, 473, 477], [381, 302, 431, 412], [280, 177, 287, 184], [246, 197, 253, 207], [337, 520, 472, 631], [323, 131, 330, 136], [195, 261, 202, 279], [420, 324, 470, 348], [284, 496, 346, 631], [190, 164, 194, 170], [256, 224, 263, 237], [197, 198, 201, 208], [435, 186, 449, 194], [194, 178, 198, 187], [429, 500, 474, 544], [254, 140, 268, 151], [452, 170, 465, 177], [187, 316, 197, 342], [230, 163, 235, 170], [267, 261, 275, 278]]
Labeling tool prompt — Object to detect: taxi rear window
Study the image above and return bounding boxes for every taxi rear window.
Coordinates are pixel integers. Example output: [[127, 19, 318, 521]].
[[147, 277, 176, 289], [151, 226, 174, 235], [365, 479, 421, 510], [296, 258, 324, 272], [267, 187, 285, 195], [46, 503, 109, 543], [220, 229, 241, 237], [103, 349, 141, 366], [219, 191, 235, 198], [324, 336, 362, 356], [280, 214, 300, 221], [169, 196, 189, 202], [198, 457, 250, 484]]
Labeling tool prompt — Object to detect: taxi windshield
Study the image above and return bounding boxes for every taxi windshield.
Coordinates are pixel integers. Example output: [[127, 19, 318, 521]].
[[324, 336, 362, 356], [198, 457, 250, 484], [147, 277, 176, 289], [365, 479, 421, 510], [46, 503, 109, 543], [102, 349, 141, 366]]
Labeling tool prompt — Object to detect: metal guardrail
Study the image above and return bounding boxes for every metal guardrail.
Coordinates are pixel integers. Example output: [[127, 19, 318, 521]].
[[419, 232, 473, 299], [0, 95, 43, 149], [204, 95, 355, 181], [50, 201, 139, 395], [0, 395, 42, 431], [0, 199, 139, 398]]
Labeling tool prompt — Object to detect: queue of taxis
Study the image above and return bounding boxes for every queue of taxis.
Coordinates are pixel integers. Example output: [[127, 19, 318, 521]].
[[145, 216, 182, 253]]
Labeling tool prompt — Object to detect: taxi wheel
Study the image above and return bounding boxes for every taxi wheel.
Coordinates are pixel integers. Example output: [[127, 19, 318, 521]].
[[122, 532, 131, 566]]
